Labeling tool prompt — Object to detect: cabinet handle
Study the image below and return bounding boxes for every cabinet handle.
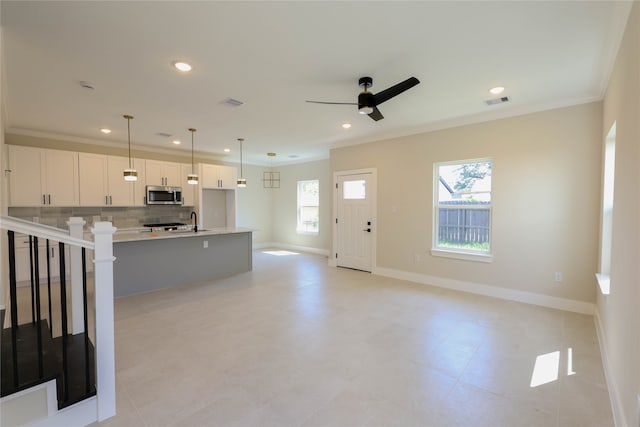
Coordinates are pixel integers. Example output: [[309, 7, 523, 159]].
[[42, 194, 46, 204], [110, 195, 113, 205], [48, 194, 51, 205], [105, 195, 108, 205], [51, 247, 54, 258]]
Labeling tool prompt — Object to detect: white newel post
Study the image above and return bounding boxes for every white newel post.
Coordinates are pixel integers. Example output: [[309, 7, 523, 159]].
[[92, 221, 117, 421], [67, 217, 86, 334]]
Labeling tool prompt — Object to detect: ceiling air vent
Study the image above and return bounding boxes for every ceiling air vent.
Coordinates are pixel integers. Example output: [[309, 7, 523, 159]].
[[221, 98, 245, 108], [156, 132, 172, 138], [485, 96, 510, 106]]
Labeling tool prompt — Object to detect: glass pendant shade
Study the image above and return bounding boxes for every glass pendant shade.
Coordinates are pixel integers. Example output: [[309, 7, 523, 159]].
[[187, 174, 199, 185], [237, 177, 247, 187], [123, 114, 138, 181], [124, 168, 138, 181]]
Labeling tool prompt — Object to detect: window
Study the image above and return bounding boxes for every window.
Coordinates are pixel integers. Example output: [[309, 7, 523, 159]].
[[597, 123, 616, 295], [297, 179, 319, 234], [433, 159, 492, 261]]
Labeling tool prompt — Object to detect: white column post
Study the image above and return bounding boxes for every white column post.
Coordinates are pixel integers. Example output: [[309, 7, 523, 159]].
[[67, 217, 86, 334], [92, 221, 117, 421]]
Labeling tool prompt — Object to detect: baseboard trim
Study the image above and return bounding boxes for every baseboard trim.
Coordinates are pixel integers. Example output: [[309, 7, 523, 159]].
[[594, 308, 627, 427], [253, 242, 330, 257], [373, 266, 595, 315]]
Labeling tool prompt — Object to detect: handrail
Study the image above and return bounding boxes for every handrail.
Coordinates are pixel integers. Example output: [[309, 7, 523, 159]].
[[0, 216, 94, 250]]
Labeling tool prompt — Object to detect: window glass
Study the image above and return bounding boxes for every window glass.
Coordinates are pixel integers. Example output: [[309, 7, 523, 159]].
[[297, 180, 319, 233], [343, 179, 366, 199], [435, 159, 492, 254]]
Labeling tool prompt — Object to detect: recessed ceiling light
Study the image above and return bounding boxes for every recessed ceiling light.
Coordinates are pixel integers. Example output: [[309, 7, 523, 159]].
[[288, 155, 299, 159], [100, 128, 111, 134], [173, 61, 192, 72], [172, 140, 181, 145], [342, 123, 352, 129], [489, 86, 505, 95], [223, 148, 231, 153]]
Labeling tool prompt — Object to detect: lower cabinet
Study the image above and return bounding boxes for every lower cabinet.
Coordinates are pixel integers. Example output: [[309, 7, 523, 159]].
[[14, 235, 73, 283]]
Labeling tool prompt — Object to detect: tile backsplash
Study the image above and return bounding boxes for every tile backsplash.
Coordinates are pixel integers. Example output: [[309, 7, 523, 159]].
[[8, 206, 196, 231]]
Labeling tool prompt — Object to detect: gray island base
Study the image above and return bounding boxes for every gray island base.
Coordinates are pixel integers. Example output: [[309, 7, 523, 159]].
[[112, 230, 252, 298]]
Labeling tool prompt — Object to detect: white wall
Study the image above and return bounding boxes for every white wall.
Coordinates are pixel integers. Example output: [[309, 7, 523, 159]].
[[235, 163, 273, 245], [331, 102, 602, 305], [270, 159, 331, 253], [598, 2, 640, 426]]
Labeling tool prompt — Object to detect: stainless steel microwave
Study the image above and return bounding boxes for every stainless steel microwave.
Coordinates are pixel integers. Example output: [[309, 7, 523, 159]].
[[145, 186, 183, 205]]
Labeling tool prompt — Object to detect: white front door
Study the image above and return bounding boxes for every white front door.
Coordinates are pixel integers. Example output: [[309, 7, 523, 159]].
[[336, 173, 374, 272]]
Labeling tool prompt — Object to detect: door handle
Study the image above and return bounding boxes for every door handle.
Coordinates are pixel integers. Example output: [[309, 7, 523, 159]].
[[363, 228, 371, 232]]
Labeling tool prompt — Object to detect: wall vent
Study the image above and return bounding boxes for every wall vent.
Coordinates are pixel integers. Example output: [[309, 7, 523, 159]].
[[221, 98, 245, 107], [485, 96, 510, 106]]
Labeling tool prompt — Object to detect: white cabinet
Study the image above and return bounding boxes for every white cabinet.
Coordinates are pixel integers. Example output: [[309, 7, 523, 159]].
[[8, 146, 79, 207], [78, 153, 135, 206], [181, 163, 196, 206], [201, 164, 237, 190], [13, 235, 71, 283], [145, 160, 181, 187]]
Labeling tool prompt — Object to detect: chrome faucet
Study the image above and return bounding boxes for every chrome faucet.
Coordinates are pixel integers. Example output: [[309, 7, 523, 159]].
[[190, 211, 198, 232]]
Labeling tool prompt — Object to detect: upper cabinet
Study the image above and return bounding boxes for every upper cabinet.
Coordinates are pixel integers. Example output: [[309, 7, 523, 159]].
[[145, 160, 181, 187], [133, 158, 147, 207], [78, 153, 135, 206], [8, 145, 79, 207], [201, 164, 237, 190]]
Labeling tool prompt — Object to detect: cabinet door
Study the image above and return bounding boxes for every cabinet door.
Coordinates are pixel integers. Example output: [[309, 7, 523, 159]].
[[181, 163, 196, 206], [145, 160, 165, 186], [107, 156, 135, 206], [44, 149, 79, 206], [8, 145, 44, 206], [201, 164, 219, 188], [163, 162, 182, 187], [79, 153, 108, 206], [133, 158, 147, 206], [218, 165, 237, 189]]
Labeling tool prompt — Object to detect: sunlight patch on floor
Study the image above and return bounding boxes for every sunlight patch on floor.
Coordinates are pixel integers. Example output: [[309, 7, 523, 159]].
[[530, 350, 560, 387], [262, 250, 299, 256]]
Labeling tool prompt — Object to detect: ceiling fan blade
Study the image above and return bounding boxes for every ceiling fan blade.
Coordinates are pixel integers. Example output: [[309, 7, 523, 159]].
[[372, 77, 420, 106], [368, 106, 384, 121], [305, 100, 358, 105]]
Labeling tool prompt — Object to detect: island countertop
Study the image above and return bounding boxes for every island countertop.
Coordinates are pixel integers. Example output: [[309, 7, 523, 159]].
[[111, 227, 252, 243]]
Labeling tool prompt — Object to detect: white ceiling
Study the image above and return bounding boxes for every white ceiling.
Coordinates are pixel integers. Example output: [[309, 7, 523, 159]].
[[1, 1, 632, 165]]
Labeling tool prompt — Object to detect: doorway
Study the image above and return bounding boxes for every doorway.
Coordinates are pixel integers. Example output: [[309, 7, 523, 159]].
[[334, 170, 376, 272]]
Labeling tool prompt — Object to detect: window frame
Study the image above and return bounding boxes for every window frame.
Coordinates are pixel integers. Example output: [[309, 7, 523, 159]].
[[432, 158, 494, 263], [296, 179, 320, 235]]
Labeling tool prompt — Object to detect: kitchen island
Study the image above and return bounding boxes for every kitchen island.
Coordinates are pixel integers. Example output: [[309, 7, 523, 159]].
[[111, 228, 252, 297]]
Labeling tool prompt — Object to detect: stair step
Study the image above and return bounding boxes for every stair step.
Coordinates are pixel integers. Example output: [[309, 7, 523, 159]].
[[1, 322, 96, 409], [51, 333, 96, 409], [1, 321, 59, 397]]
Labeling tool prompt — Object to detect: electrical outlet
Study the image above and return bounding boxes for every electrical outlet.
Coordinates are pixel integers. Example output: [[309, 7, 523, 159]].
[[203, 240, 208, 248], [554, 272, 563, 282], [636, 394, 640, 427], [414, 253, 421, 263]]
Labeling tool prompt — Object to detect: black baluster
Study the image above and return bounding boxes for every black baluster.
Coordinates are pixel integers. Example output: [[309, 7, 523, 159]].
[[46, 239, 53, 334], [59, 242, 69, 402], [33, 236, 43, 378], [82, 248, 91, 393], [29, 236, 35, 324], [8, 230, 19, 388]]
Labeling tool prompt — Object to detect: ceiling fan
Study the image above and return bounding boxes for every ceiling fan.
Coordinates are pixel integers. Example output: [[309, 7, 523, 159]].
[[306, 76, 420, 121]]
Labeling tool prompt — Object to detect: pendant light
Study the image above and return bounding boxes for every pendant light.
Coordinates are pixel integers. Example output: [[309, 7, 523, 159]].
[[187, 128, 199, 185], [237, 138, 247, 187], [123, 115, 138, 181]]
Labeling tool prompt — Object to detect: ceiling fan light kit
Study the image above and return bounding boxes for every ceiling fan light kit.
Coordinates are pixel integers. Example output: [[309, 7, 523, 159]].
[[306, 76, 420, 121]]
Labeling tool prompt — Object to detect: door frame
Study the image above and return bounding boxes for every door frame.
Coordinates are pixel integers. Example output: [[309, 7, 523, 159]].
[[330, 168, 377, 271]]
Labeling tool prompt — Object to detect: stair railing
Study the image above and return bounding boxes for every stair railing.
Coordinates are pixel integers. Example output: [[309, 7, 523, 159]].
[[0, 216, 116, 422]]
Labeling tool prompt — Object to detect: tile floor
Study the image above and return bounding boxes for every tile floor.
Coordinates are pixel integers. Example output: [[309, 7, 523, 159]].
[[82, 249, 614, 427]]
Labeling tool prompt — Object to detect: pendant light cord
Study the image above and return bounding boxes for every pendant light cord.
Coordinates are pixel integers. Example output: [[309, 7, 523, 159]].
[[124, 114, 133, 169]]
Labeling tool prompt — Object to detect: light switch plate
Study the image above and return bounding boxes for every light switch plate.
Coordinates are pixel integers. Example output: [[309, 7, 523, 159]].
[[203, 240, 208, 248]]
